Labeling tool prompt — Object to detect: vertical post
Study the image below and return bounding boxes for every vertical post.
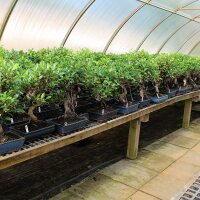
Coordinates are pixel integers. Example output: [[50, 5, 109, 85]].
[[182, 99, 193, 128], [127, 119, 141, 159]]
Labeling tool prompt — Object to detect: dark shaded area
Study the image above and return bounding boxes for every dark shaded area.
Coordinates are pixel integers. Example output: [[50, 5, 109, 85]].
[[0, 104, 199, 200]]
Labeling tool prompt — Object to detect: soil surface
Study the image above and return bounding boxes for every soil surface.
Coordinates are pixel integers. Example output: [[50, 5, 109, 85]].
[[13, 121, 52, 133], [0, 103, 199, 200]]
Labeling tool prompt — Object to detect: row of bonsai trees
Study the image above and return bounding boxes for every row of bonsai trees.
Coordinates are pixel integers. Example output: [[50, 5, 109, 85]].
[[0, 47, 200, 142]]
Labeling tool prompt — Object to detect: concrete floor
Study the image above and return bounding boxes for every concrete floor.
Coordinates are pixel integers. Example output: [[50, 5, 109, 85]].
[[51, 118, 200, 200]]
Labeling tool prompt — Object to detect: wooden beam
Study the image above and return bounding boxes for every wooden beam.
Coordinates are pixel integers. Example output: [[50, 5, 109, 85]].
[[177, 8, 200, 11], [140, 114, 149, 123], [127, 119, 141, 159], [182, 99, 193, 128], [0, 91, 200, 169]]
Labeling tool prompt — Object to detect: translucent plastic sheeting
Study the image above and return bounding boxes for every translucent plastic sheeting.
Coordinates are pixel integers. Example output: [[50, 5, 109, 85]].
[[179, 31, 200, 54], [139, 15, 188, 53], [0, 0, 15, 32], [160, 21, 200, 53], [190, 42, 200, 56], [177, 1, 200, 22], [147, 0, 197, 11], [65, 0, 141, 52], [107, 5, 170, 54], [0, 0, 90, 50]]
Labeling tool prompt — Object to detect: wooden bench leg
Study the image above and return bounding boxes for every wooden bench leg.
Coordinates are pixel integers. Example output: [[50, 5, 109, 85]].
[[182, 99, 193, 128], [127, 119, 141, 159]]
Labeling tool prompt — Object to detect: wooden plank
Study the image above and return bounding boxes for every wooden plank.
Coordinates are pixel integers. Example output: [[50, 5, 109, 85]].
[[182, 98, 193, 128], [140, 114, 149, 123], [127, 119, 141, 159], [0, 91, 200, 169]]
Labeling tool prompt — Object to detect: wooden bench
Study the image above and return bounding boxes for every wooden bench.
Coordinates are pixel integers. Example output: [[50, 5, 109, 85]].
[[0, 91, 199, 170]]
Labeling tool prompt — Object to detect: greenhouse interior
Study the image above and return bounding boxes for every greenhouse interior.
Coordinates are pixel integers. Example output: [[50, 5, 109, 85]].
[[1, 0, 200, 200]]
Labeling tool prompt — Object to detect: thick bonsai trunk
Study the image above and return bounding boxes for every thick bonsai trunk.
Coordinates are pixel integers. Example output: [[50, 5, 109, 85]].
[[119, 85, 128, 104], [0, 124, 7, 143], [28, 104, 40, 121], [64, 92, 77, 119]]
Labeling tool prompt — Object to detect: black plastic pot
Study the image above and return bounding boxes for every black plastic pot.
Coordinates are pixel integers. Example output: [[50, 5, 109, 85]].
[[11, 121, 55, 140], [0, 132, 25, 155], [50, 116, 88, 134], [88, 108, 118, 121], [150, 94, 168, 104], [114, 102, 139, 115], [138, 99, 151, 109], [34, 105, 62, 120], [176, 88, 192, 96]]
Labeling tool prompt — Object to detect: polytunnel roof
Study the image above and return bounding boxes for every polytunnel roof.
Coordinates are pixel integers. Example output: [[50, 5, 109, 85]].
[[0, 0, 200, 56]]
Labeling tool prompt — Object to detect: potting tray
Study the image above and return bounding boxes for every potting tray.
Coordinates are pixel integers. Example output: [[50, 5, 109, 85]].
[[150, 95, 168, 104], [88, 108, 118, 121], [50, 116, 89, 134], [0, 132, 25, 155], [114, 102, 139, 115], [34, 107, 63, 120], [11, 121, 55, 140]]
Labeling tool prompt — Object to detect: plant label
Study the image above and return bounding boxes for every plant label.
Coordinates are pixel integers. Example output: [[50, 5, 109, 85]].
[[25, 125, 29, 133], [11, 118, 14, 124], [64, 122, 68, 126], [102, 109, 105, 115], [38, 107, 41, 113]]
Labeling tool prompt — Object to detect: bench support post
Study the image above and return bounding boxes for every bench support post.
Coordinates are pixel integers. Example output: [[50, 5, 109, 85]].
[[127, 119, 141, 159], [182, 99, 193, 128]]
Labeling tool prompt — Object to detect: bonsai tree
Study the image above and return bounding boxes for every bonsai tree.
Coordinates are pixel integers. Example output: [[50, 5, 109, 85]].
[[130, 51, 161, 99], [18, 62, 58, 122]]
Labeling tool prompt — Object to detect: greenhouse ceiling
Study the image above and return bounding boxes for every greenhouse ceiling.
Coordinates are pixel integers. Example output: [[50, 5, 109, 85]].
[[0, 0, 200, 56]]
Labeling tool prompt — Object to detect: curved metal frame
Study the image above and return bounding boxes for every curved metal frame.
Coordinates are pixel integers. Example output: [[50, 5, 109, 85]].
[[60, 0, 95, 47], [0, 0, 18, 41], [136, 13, 172, 51], [188, 40, 200, 54], [177, 29, 200, 53], [103, 1, 149, 53], [157, 20, 191, 53]]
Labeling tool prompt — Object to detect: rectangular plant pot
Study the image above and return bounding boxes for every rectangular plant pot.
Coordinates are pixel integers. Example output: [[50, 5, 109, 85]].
[[150, 94, 168, 104], [50, 116, 88, 134], [0, 132, 25, 155], [114, 102, 139, 115], [139, 99, 151, 109], [176, 88, 192, 96], [193, 85, 200, 91], [34, 105, 63, 120], [11, 121, 55, 140], [88, 108, 118, 121], [165, 89, 178, 98]]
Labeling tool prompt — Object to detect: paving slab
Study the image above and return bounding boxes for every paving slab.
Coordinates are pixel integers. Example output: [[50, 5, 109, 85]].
[[140, 174, 186, 200], [127, 191, 160, 200], [99, 159, 157, 189], [162, 160, 200, 182], [179, 150, 200, 167], [144, 141, 188, 160], [129, 150, 175, 173], [66, 174, 136, 200], [159, 133, 198, 149]]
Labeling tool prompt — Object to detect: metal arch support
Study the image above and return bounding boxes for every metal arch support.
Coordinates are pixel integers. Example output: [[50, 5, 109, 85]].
[[188, 40, 200, 55], [157, 20, 191, 53], [136, 13, 172, 51], [177, 29, 200, 53], [0, 0, 18, 41], [60, 0, 95, 47], [103, 0, 151, 53], [136, 0, 199, 51]]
